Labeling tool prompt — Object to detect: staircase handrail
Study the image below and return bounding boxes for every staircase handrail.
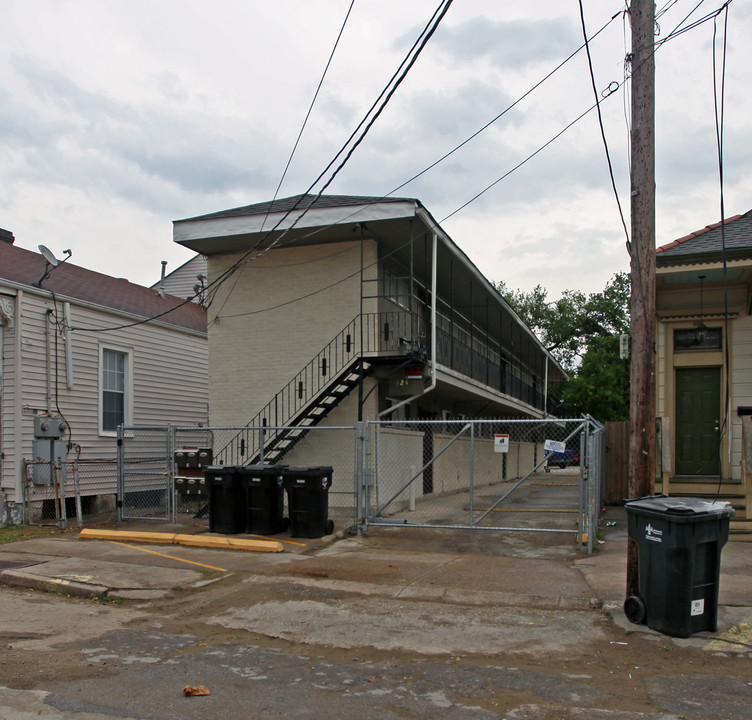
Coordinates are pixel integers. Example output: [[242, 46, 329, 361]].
[[214, 309, 425, 465], [215, 317, 361, 464]]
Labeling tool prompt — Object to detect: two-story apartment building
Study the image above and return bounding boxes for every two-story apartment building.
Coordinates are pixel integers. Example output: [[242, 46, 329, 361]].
[[172, 195, 566, 475]]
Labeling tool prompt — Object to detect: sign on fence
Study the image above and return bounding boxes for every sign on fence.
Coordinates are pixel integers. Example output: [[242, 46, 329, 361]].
[[494, 434, 510, 453]]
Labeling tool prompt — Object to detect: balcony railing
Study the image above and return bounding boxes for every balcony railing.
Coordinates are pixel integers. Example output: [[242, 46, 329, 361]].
[[216, 309, 548, 463]]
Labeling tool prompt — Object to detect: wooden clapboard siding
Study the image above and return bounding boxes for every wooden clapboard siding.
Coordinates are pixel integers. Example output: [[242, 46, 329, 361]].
[[731, 315, 752, 480], [1, 283, 207, 503]]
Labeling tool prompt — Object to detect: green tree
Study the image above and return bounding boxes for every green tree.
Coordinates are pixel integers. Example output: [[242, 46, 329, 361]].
[[496, 273, 630, 421]]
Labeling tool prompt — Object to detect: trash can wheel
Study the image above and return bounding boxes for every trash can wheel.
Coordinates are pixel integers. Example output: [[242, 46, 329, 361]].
[[326, 519, 334, 535], [624, 595, 646, 625]]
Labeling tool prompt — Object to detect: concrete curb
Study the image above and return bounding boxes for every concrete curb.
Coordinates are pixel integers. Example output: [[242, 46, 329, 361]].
[[78, 528, 284, 553], [246, 574, 602, 611], [0, 568, 109, 598]]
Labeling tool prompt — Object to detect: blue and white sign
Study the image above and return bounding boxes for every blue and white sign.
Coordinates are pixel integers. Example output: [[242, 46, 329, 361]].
[[544, 439, 566, 453]]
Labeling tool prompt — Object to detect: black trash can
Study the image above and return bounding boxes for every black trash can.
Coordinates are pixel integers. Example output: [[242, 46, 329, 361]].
[[205, 465, 244, 534], [282, 466, 334, 539], [624, 494, 735, 637], [236, 465, 287, 535]]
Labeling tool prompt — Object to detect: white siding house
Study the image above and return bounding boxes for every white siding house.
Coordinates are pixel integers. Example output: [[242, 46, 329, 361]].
[[0, 230, 208, 525]]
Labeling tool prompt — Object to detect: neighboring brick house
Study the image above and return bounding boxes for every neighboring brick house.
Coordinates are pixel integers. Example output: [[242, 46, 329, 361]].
[[655, 208, 752, 532], [0, 229, 208, 525], [172, 195, 566, 489]]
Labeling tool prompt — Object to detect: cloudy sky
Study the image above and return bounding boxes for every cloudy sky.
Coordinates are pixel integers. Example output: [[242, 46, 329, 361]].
[[2, 0, 749, 298]]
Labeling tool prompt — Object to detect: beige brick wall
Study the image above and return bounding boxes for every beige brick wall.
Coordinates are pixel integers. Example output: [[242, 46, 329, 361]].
[[208, 239, 378, 427]]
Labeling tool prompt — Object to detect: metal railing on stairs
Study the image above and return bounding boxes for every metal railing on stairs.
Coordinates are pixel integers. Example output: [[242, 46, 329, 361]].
[[214, 310, 427, 466]]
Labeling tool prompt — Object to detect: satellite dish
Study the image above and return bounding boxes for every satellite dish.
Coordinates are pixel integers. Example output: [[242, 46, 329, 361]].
[[38, 245, 59, 267]]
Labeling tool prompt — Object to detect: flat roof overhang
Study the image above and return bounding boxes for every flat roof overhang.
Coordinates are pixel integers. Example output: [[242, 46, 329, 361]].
[[173, 200, 419, 255], [173, 199, 566, 384]]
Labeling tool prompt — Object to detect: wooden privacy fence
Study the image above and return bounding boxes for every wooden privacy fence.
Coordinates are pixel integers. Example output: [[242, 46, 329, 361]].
[[604, 421, 630, 505]]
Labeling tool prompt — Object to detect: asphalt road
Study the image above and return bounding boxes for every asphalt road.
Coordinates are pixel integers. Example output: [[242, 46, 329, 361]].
[[1, 520, 751, 720]]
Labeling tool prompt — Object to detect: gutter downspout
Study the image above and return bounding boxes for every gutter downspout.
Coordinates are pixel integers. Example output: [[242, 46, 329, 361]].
[[45, 308, 52, 414], [379, 232, 438, 419]]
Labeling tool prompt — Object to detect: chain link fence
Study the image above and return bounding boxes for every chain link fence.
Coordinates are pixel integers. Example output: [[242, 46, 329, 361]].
[[23, 459, 118, 528], [115, 417, 604, 553]]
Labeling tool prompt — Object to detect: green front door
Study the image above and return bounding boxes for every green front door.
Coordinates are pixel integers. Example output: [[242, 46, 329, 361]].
[[675, 367, 721, 476]]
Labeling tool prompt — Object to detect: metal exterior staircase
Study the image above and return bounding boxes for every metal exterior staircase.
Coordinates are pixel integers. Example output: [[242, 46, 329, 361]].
[[214, 317, 375, 466], [249, 359, 371, 465], [213, 309, 427, 466]]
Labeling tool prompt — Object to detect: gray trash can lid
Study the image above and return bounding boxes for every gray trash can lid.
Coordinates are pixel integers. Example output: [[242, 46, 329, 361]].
[[625, 494, 735, 519]]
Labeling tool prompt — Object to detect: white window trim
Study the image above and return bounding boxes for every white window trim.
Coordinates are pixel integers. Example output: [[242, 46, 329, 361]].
[[99, 342, 134, 436]]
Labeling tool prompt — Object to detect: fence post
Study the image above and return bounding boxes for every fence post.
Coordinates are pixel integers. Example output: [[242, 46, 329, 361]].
[[73, 463, 83, 528], [116, 425, 124, 522], [55, 459, 67, 529], [469, 421, 475, 524], [586, 420, 594, 554], [356, 421, 365, 535], [168, 425, 176, 523]]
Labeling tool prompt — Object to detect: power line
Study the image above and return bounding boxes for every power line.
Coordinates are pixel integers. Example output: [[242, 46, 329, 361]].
[[214, 1, 734, 323], [578, 0, 630, 245], [203, 0, 455, 318], [262, 0, 357, 228], [70, 1, 735, 334], [389, 10, 623, 197]]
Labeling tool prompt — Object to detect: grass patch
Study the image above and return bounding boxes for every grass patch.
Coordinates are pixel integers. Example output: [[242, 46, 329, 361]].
[[0, 524, 73, 544], [90, 593, 123, 604]]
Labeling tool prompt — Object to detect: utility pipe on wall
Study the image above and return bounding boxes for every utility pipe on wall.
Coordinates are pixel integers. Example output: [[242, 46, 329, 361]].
[[64, 302, 74, 389], [45, 308, 52, 414]]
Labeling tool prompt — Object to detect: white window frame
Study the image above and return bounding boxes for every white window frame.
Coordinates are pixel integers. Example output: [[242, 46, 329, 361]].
[[99, 343, 134, 436]]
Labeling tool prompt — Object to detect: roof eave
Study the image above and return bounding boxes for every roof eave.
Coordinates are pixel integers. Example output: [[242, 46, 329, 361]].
[[173, 199, 420, 254], [656, 247, 752, 268]]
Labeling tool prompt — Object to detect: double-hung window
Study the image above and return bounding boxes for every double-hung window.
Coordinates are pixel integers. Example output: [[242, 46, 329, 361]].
[[100, 345, 133, 434]]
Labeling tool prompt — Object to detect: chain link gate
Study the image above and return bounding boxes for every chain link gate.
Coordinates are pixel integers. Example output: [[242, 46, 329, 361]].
[[360, 417, 605, 554], [117, 426, 173, 521]]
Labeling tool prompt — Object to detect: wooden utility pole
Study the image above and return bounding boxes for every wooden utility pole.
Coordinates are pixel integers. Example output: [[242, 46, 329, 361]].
[[627, 0, 657, 596]]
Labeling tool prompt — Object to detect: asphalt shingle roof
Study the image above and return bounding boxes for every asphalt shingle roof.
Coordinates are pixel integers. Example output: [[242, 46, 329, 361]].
[[0, 239, 206, 333], [656, 209, 752, 262]]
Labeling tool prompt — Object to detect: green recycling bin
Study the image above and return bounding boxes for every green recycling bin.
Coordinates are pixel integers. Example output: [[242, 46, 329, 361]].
[[624, 495, 735, 638], [205, 465, 244, 534], [282, 466, 334, 538], [236, 464, 288, 535]]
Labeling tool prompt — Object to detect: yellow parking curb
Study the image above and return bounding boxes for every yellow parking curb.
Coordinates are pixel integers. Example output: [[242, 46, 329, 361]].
[[174, 534, 284, 553], [79, 528, 284, 553], [79, 528, 178, 544]]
